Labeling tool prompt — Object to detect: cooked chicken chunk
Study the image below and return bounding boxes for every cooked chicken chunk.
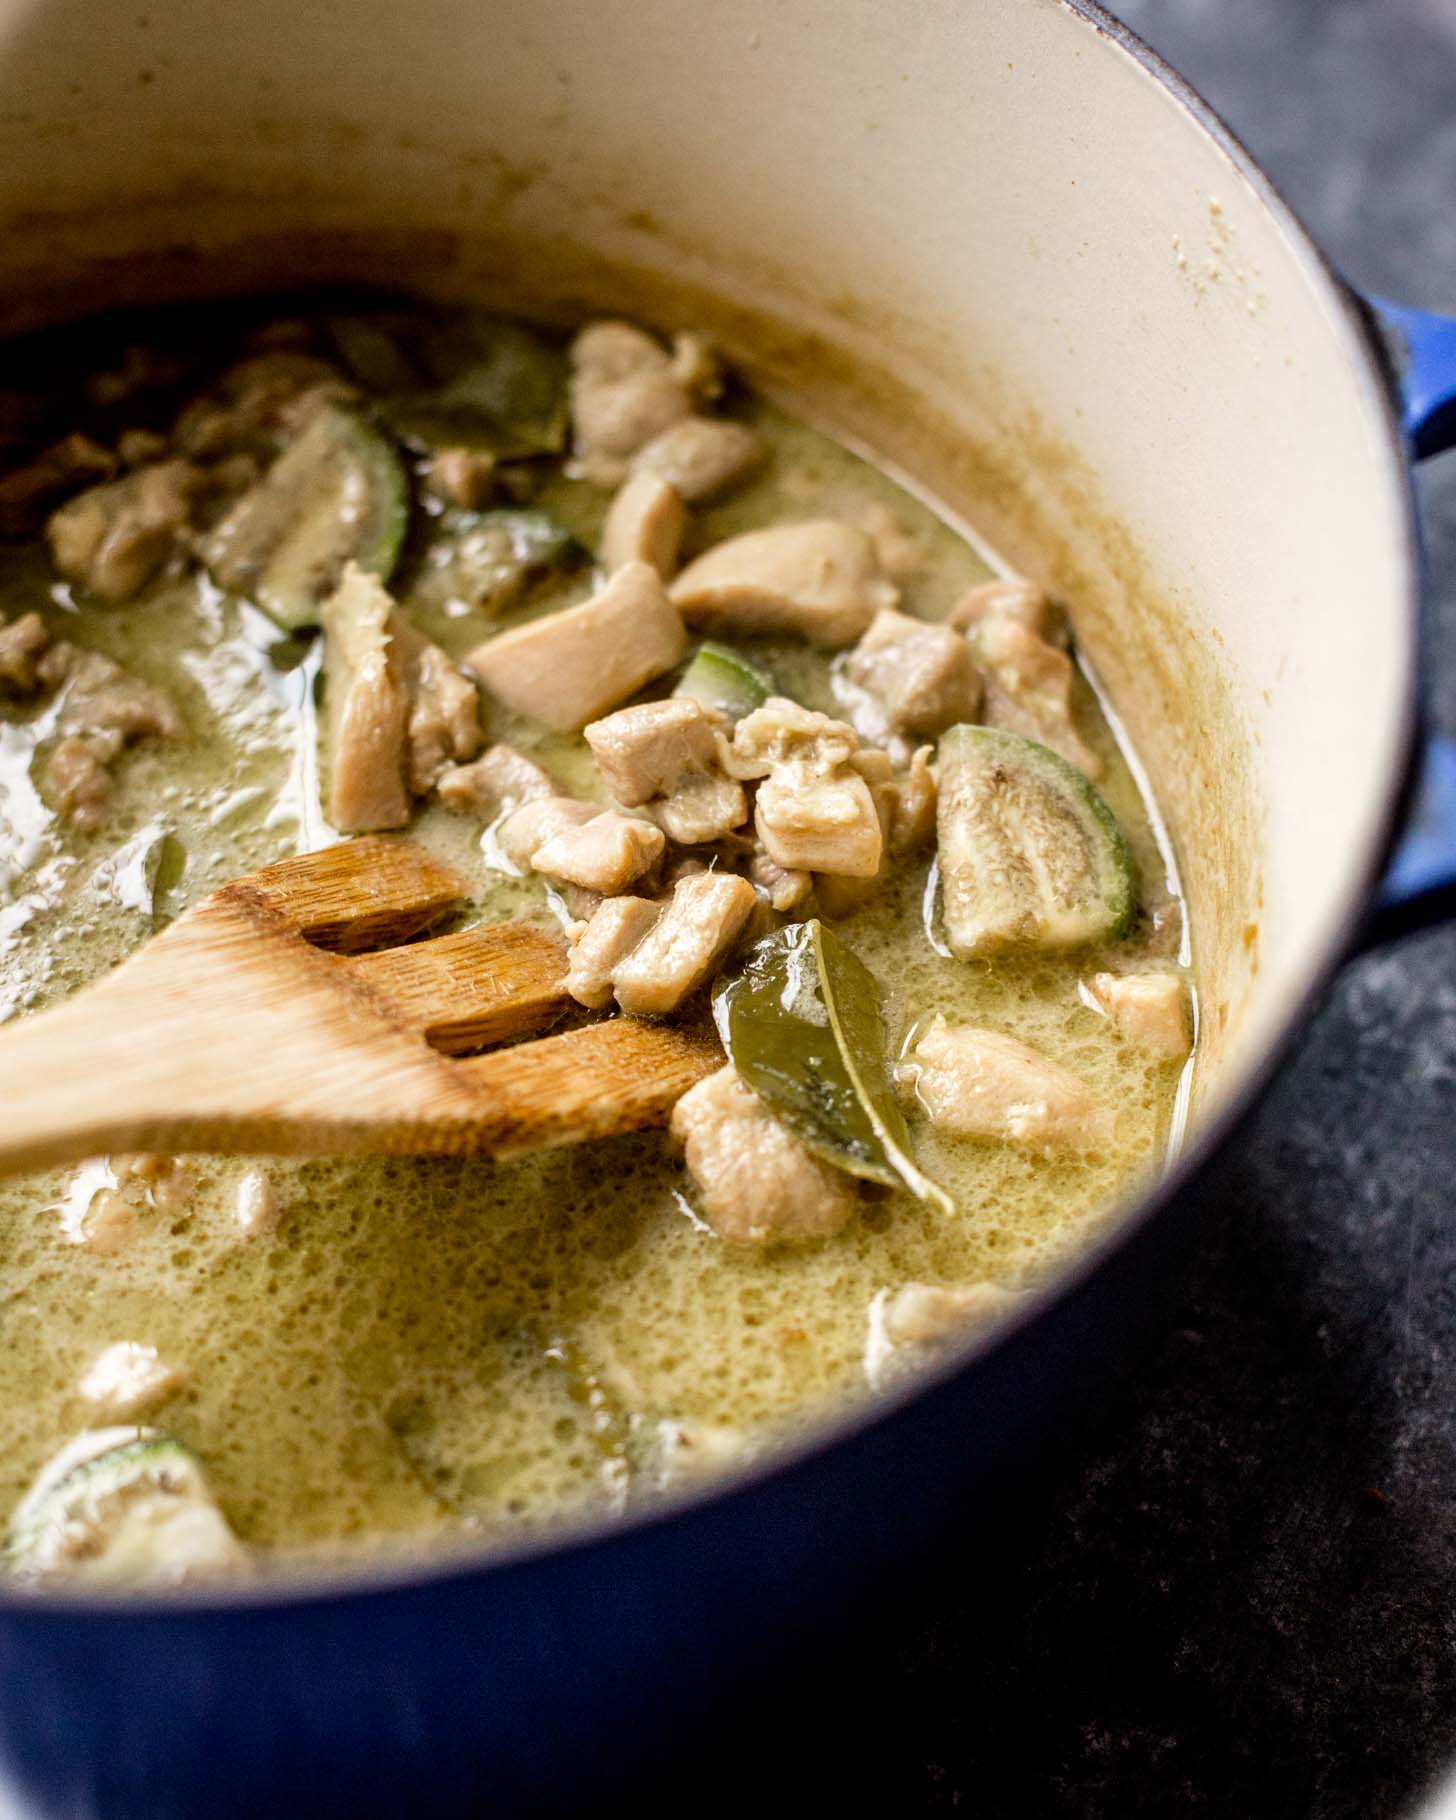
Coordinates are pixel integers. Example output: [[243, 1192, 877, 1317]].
[[900, 1016, 1113, 1151], [670, 1064, 858, 1246], [585, 697, 748, 846], [749, 849, 813, 913], [671, 520, 896, 649], [631, 416, 764, 503], [883, 744, 938, 855], [468, 561, 688, 732], [971, 615, 1100, 779], [0, 433, 116, 538], [612, 871, 756, 1015], [843, 606, 982, 739], [950, 576, 1069, 646], [1083, 969, 1191, 1060], [43, 738, 115, 831], [531, 810, 666, 895], [728, 698, 883, 878], [0, 611, 51, 694], [47, 460, 201, 604], [424, 447, 497, 510], [45, 645, 185, 747], [320, 565, 410, 833], [494, 796, 600, 871], [320, 565, 481, 827], [172, 351, 356, 460], [77, 1342, 184, 1420], [600, 471, 686, 578], [587, 698, 720, 803], [865, 1281, 1021, 1389], [79, 1153, 194, 1252], [389, 615, 482, 796], [436, 743, 558, 818], [565, 895, 663, 1010], [33, 642, 185, 830], [568, 321, 703, 484]]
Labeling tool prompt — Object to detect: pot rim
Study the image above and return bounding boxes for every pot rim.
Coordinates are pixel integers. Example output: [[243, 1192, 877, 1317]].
[[0, 0, 1423, 1621]]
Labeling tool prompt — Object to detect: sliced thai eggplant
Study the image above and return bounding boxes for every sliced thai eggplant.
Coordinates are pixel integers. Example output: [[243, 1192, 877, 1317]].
[[936, 724, 1133, 958], [200, 402, 409, 629], [328, 311, 568, 459], [673, 639, 773, 723], [5, 1429, 245, 1589]]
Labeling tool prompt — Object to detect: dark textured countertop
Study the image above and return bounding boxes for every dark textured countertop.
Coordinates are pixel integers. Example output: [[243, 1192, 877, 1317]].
[[862, 4, 1456, 1814]]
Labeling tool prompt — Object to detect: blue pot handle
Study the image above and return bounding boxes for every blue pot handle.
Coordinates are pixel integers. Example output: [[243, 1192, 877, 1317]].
[[1359, 296, 1456, 946]]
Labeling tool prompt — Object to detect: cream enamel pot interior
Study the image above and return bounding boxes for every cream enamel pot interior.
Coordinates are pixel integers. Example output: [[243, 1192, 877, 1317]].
[[0, 1, 1452, 1816]]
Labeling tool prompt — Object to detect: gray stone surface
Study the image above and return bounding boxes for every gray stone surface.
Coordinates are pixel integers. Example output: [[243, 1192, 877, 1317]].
[[868, 3, 1456, 1813]]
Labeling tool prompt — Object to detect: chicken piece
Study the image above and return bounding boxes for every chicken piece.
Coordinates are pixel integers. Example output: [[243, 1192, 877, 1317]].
[[388, 615, 482, 797], [631, 416, 764, 504], [172, 351, 356, 460], [494, 796, 600, 870], [233, 1168, 282, 1238], [319, 565, 410, 833], [116, 428, 170, 469], [950, 576, 1068, 646], [670, 1064, 858, 1246], [42, 737, 115, 831], [0, 433, 116, 538], [79, 1153, 193, 1253], [568, 321, 701, 484], [884, 745, 938, 856], [648, 772, 747, 846], [844, 606, 982, 739], [600, 471, 686, 578], [851, 500, 926, 581], [424, 447, 497, 510], [585, 697, 748, 846], [77, 1342, 184, 1420], [531, 810, 666, 895], [469, 561, 688, 732], [899, 1016, 1113, 1151], [565, 895, 663, 1010], [728, 698, 883, 879], [864, 1281, 1021, 1390], [970, 615, 1100, 779], [586, 698, 721, 804], [749, 849, 813, 913], [114, 1153, 195, 1212], [47, 645, 185, 747], [36, 643, 184, 831], [1082, 969, 1191, 1061], [612, 871, 757, 1015], [46, 460, 202, 604], [0, 611, 51, 695], [671, 520, 897, 648], [436, 743, 558, 818]]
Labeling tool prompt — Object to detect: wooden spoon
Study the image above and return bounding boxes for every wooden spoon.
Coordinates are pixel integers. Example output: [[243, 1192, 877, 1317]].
[[0, 838, 722, 1176]]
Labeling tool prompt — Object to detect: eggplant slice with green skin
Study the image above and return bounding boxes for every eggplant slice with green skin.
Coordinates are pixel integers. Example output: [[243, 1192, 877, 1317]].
[[5, 1429, 244, 1589], [673, 640, 774, 723], [936, 723, 1134, 959], [328, 311, 569, 459], [200, 402, 410, 630], [714, 919, 954, 1213]]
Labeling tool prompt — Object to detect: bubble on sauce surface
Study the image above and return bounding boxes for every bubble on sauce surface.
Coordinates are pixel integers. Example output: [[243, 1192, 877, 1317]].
[[0, 327, 1190, 1566]]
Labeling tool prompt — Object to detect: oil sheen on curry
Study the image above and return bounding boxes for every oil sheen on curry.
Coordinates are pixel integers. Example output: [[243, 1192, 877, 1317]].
[[0, 298, 1192, 1588]]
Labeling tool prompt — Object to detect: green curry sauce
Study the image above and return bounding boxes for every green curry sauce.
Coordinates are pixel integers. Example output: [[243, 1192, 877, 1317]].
[[0, 298, 1191, 1577]]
